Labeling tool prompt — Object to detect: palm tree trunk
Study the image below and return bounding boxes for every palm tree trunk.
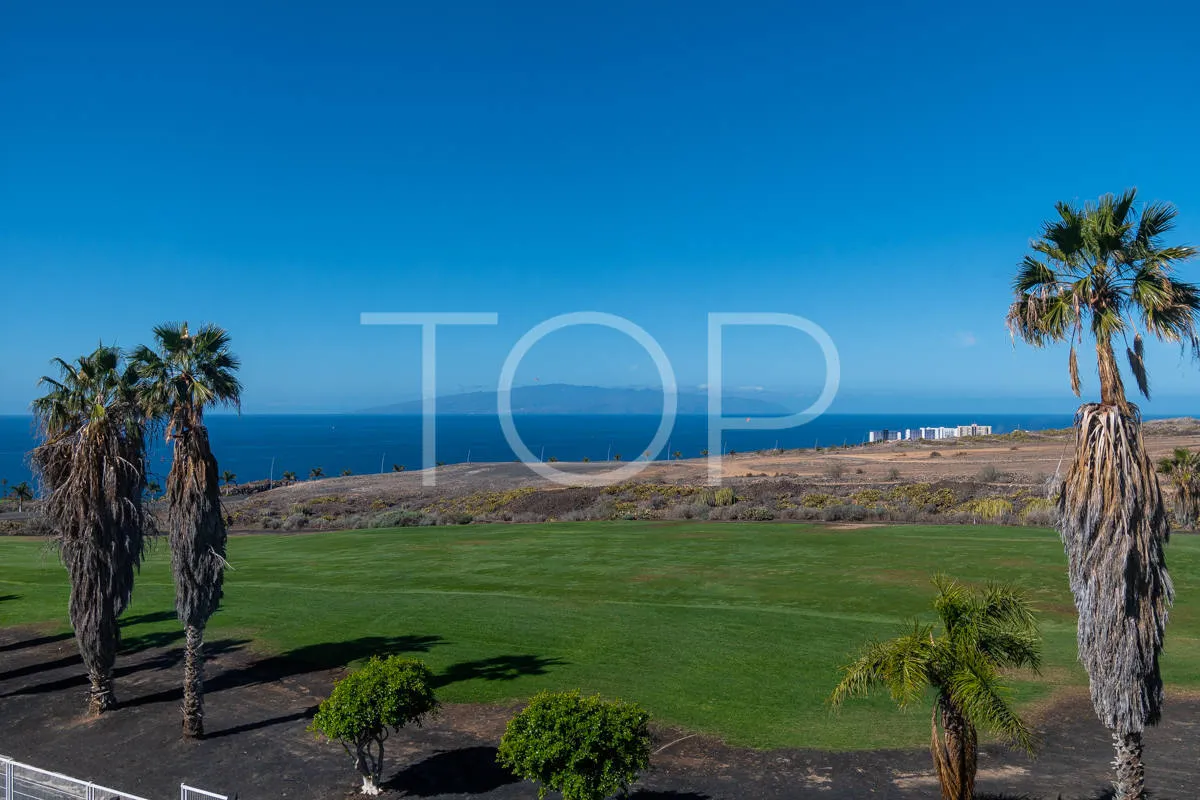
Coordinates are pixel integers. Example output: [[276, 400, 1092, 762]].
[[930, 699, 977, 800], [1113, 732, 1146, 800], [1096, 336, 1127, 410], [87, 669, 116, 715], [182, 623, 205, 737]]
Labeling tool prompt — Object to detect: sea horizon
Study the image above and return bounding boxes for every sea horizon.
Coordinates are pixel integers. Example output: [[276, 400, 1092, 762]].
[[6, 410, 1192, 488]]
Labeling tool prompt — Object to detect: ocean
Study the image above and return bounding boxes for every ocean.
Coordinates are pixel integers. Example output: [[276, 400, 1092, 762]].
[[0, 412, 1088, 489]]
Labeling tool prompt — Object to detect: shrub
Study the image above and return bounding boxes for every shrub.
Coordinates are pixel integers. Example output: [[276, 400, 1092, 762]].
[[369, 509, 426, 528], [310, 656, 439, 795], [740, 506, 775, 521], [963, 497, 1014, 522], [823, 462, 846, 479], [977, 464, 1003, 482], [711, 487, 736, 506], [850, 489, 884, 507], [800, 493, 836, 508], [497, 690, 651, 800], [886, 467, 901, 480], [929, 451, 942, 459], [282, 514, 309, 531], [1021, 497, 1058, 526]]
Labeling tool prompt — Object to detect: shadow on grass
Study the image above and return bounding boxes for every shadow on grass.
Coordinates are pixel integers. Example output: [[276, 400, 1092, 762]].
[[0, 594, 18, 603], [385, 747, 519, 796], [123, 634, 445, 709], [204, 704, 320, 740], [434, 654, 566, 688], [0, 610, 179, 659], [629, 793, 711, 800]]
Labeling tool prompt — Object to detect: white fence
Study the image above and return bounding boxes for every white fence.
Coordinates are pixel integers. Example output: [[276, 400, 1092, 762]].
[[0, 759, 226, 800]]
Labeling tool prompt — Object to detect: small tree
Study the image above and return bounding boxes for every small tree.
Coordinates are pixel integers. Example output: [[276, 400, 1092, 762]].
[[10, 481, 34, 512], [830, 576, 1041, 800], [311, 656, 439, 795], [498, 690, 651, 800], [1158, 448, 1200, 528]]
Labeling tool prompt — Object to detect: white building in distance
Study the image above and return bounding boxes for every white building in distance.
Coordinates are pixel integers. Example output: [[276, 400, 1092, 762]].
[[868, 423, 992, 443]]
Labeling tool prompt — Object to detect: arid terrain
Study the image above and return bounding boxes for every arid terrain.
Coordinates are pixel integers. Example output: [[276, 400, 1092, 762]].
[[192, 418, 1200, 533]]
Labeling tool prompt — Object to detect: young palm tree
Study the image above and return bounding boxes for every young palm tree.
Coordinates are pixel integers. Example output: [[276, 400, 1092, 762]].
[[1157, 448, 1200, 529], [132, 322, 241, 738], [281, 470, 296, 484], [309, 466, 324, 479], [220, 470, 237, 486], [10, 481, 33, 512], [831, 576, 1041, 800], [1007, 189, 1197, 799], [30, 346, 153, 714]]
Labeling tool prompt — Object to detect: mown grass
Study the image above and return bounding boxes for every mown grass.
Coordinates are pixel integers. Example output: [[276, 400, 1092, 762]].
[[2, 522, 1198, 750]]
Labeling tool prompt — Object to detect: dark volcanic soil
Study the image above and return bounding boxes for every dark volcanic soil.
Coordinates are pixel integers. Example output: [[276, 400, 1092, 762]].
[[1, 626, 1196, 799]]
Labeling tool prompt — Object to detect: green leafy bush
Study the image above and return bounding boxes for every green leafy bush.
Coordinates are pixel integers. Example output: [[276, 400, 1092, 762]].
[[497, 690, 651, 800], [310, 656, 439, 795]]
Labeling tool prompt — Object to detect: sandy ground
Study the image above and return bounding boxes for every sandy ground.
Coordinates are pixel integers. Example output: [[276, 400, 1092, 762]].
[[214, 419, 1200, 515]]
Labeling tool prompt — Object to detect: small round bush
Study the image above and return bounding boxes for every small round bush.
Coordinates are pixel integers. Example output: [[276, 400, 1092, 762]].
[[498, 690, 651, 800], [310, 656, 439, 795]]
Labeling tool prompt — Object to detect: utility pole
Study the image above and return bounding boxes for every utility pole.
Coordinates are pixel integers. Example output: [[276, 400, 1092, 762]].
[[269, 457, 275, 489]]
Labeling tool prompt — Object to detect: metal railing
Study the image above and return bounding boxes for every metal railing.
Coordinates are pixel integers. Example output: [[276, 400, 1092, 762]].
[[0, 758, 224, 800], [179, 788, 226, 800]]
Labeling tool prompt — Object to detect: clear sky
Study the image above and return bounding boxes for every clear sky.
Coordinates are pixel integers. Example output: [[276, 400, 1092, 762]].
[[3, 1, 1200, 414]]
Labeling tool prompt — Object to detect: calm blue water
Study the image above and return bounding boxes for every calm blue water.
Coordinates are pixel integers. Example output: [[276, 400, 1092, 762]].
[[0, 412, 1090, 488]]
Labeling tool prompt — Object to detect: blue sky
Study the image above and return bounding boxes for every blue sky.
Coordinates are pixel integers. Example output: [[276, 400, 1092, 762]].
[[3, 1, 1200, 414]]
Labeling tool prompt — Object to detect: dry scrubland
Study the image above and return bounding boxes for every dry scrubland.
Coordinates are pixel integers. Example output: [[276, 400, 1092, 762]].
[[185, 418, 1200, 533]]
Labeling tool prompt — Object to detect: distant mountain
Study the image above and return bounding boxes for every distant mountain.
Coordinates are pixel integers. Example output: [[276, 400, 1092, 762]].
[[361, 383, 792, 415]]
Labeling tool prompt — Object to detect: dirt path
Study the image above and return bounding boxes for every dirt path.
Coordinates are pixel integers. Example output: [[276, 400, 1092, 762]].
[[1, 626, 1197, 799]]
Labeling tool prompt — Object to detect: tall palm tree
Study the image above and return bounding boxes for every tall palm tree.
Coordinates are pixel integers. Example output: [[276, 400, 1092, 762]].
[[220, 470, 237, 486], [132, 322, 241, 738], [30, 346, 153, 714], [831, 576, 1041, 800], [1007, 189, 1197, 799], [1157, 448, 1200, 529], [10, 481, 33, 512]]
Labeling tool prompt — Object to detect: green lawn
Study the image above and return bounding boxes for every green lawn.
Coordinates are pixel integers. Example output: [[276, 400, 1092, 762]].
[[2, 522, 1198, 750]]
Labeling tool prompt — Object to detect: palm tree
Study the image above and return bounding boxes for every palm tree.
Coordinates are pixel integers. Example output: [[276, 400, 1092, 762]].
[[831, 576, 1040, 800], [673, 450, 682, 460], [10, 481, 33, 512], [282, 470, 297, 484], [340, 468, 353, 476], [391, 464, 405, 473], [1006, 189, 1196, 799], [220, 470, 237, 486], [309, 466, 324, 480], [30, 346, 152, 714], [146, 480, 162, 497], [132, 322, 241, 738], [1157, 448, 1200, 529]]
